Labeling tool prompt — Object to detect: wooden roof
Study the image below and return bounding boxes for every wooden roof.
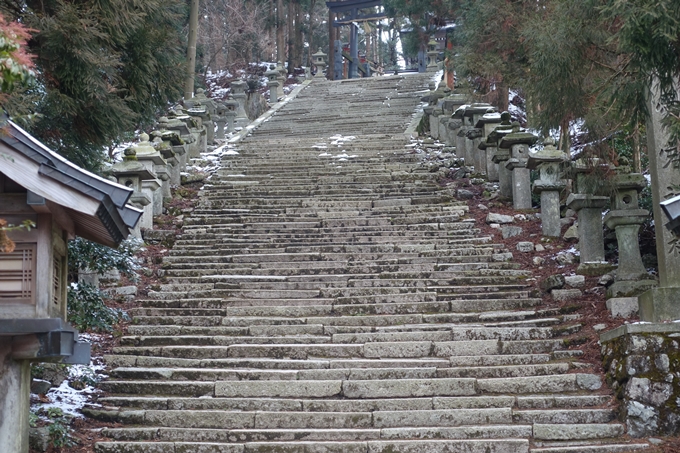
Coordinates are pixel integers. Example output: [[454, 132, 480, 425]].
[[0, 119, 142, 247]]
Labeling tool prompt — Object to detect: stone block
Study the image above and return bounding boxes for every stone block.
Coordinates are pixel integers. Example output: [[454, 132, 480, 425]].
[[551, 289, 582, 301], [486, 213, 514, 224], [516, 242, 534, 252], [638, 287, 680, 322], [606, 297, 639, 318], [540, 274, 565, 292], [564, 275, 586, 288], [501, 226, 523, 239]]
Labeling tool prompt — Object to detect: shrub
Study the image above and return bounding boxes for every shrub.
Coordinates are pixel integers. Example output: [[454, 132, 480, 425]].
[[67, 283, 128, 332]]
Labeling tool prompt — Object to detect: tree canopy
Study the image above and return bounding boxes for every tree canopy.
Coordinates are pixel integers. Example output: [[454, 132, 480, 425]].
[[0, 0, 187, 171]]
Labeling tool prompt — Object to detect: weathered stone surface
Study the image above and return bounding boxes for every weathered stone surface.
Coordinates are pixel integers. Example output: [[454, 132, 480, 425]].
[[564, 275, 586, 288], [551, 289, 582, 301], [486, 213, 514, 224], [501, 226, 523, 239], [516, 242, 534, 252], [606, 297, 639, 318], [540, 274, 565, 292]]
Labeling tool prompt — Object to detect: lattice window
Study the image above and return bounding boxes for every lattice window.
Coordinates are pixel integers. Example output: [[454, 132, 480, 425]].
[[0, 243, 36, 304], [52, 253, 62, 306]]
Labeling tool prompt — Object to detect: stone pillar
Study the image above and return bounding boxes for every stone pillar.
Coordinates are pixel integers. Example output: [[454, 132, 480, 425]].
[[466, 128, 484, 174], [231, 80, 249, 127], [430, 109, 441, 140], [603, 171, 657, 297], [639, 80, 680, 321], [312, 48, 327, 78], [566, 193, 610, 275], [134, 133, 167, 217], [0, 344, 30, 453], [447, 119, 463, 151], [500, 125, 537, 210], [527, 138, 567, 237]]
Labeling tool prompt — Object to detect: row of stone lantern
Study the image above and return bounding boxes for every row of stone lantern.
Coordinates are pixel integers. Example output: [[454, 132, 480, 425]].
[[421, 85, 655, 296]]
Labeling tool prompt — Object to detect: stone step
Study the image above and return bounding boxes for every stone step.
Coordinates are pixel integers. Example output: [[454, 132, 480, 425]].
[[94, 439, 534, 453], [108, 362, 572, 381], [530, 444, 650, 452]]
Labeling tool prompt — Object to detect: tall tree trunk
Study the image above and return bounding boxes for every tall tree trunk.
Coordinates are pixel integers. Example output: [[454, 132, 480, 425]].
[[633, 122, 642, 173], [308, 0, 316, 67], [294, 0, 303, 69], [287, 0, 294, 72], [277, 0, 285, 64], [184, 0, 199, 100]]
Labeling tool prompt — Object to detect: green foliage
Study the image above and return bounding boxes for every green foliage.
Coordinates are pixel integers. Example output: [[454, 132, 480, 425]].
[[67, 283, 127, 332], [0, 13, 34, 93], [0, 0, 187, 172], [67, 236, 141, 280], [603, 0, 680, 145], [45, 408, 76, 449]]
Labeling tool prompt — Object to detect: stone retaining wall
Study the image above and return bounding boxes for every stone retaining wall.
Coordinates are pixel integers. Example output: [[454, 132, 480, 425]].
[[600, 324, 680, 436]]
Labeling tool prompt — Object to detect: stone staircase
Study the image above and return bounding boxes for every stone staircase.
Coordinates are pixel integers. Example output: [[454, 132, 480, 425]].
[[89, 75, 650, 453]]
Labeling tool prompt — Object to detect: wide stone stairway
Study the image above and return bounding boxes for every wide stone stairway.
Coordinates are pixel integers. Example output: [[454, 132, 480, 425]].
[[90, 75, 650, 453]]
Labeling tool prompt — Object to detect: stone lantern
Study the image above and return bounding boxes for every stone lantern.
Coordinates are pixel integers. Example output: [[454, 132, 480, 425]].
[[133, 133, 167, 217], [487, 113, 514, 198], [312, 48, 327, 78], [190, 88, 216, 144], [265, 64, 281, 102], [475, 109, 502, 181], [214, 103, 228, 140], [109, 147, 157, 236], [230, 80, 250, 127], [567, 157, 615, 275], [604, 169, 656, 297], [499, 123, 538, 210], [527, 138, 568, 237], [451, 105, 471, 166], [463, 103, 494, 173], [426, 38, 439, 71], [164, 111, 192, 172], [151, 117, 181, 190], [186, 102, 210, 152]]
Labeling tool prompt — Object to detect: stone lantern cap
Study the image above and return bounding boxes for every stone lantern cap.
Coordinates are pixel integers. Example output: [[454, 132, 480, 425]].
[[111, 150, 156, 180], [463, 103, 494, 118], [604, 209, 650, 228], [265, 64, 279, 80], [566, 193, 609, 211], [499, 127, 538, 149], [611, 173, 647, 192], [451, 104, 470, 119], [313, 48, 327, 61], [474, 110, 502, 128], [441, 94, 467, 114], [427, 38, 438, 52], [133, 133, 166, 165], [527, 138, 567, 170], [187, 103, 208, 116]]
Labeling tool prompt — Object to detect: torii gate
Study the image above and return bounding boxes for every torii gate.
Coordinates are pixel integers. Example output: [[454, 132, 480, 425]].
[[326, 0, 387, 80]]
